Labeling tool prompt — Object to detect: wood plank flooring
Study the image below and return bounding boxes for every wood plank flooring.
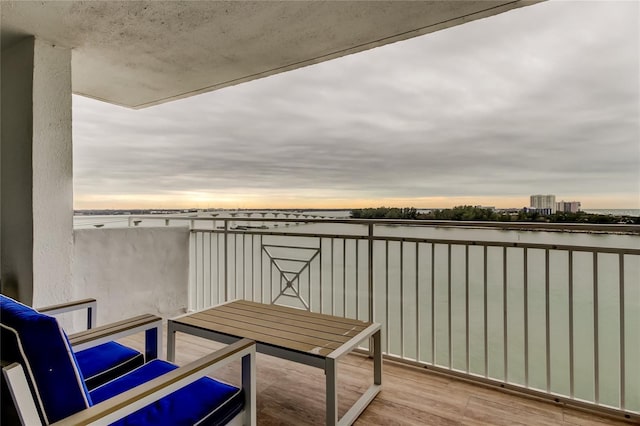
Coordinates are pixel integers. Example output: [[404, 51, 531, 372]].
[[118, 328, 631, 426]]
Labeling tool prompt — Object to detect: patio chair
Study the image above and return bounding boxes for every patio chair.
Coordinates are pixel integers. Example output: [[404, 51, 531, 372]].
[[1, 294, 256, 425], [37, 298, 160, 390]]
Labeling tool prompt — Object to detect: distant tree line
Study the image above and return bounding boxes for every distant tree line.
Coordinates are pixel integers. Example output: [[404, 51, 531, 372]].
[[350, 207, 419, 219], [350, 206, 639, 224], [539, 211, 639, 224], [421, 205, 505, 221]]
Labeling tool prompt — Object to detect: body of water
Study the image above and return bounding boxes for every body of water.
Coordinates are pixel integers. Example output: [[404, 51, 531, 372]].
[[74, 207, 639, 229], [74, 212, 639, 412], [175, 213, 637, 413]]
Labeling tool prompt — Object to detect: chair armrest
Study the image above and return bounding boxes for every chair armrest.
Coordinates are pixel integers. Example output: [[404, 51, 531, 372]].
[[37, 298, 97, 329], [51, 339, 257, 426], [68, 314, 163, 361], [2, 363, 42, 425]]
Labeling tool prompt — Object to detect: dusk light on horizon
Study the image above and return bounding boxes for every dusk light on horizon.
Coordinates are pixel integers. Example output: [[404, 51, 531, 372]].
[[73, 1, 639, 211]]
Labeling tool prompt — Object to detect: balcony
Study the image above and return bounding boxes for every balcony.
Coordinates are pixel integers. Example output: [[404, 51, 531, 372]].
[[4, 1, 635, 423], [71, 215, 639, 424]]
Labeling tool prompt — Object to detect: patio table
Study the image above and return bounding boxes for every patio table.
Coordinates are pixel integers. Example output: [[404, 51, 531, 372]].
[[167, 299, 381, 426]]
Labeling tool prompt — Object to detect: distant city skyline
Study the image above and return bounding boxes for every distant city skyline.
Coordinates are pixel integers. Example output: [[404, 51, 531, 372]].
[[70, 194, 629, 211], [73, 1, 639, 210]]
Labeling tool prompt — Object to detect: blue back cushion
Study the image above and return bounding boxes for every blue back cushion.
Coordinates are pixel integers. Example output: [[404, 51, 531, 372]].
[[0, 295, 91, 423]]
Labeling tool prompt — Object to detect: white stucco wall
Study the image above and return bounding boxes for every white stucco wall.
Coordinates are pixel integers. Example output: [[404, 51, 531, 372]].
[[71, 227, 190, 326], [31, 39, 73, 308], [1, 37, 73, 306], [1, 37, 34, 302]]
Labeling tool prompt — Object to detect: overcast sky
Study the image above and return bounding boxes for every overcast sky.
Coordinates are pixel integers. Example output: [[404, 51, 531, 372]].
[[73, 0, 639, 210]]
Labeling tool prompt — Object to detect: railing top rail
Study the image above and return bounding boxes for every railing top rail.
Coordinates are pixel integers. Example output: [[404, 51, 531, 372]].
[[127, 215, 640, 234], [190, 228, 640, 255]]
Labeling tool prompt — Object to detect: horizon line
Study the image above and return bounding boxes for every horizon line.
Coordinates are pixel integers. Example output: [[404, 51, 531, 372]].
[[73, 206, 639, 211]]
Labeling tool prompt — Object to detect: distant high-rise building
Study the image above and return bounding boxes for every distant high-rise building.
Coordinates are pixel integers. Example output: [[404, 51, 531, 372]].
[[556, 200, 581, 213], [530, 194, 556, 213]]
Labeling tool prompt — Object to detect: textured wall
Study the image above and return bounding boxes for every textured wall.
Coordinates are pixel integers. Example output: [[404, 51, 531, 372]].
[[72, 227, 189, 326], [1, 37, 73, 306], [31, 38, 73, 308], [1, 37, 35, 302]]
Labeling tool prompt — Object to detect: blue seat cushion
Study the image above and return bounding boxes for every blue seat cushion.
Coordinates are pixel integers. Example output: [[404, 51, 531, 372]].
[[75, 342, 144, 390], [91, 359, 244, 425]]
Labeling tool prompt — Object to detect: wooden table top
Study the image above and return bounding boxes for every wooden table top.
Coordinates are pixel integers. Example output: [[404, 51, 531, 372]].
[[172, 300, 373, 357]]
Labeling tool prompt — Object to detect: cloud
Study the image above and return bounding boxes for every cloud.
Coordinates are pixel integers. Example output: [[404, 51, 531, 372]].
[[73, 0, 639, 209]]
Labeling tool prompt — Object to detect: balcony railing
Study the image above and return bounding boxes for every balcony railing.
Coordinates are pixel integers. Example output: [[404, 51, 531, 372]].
[[129, 215, 640, 422]]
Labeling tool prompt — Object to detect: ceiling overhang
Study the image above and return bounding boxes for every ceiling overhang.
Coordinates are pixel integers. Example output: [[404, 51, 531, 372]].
[[1, 1, 541, 109]]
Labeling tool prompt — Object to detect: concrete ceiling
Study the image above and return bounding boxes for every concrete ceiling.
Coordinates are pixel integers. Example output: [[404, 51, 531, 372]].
[[1, 1, 540, 109]]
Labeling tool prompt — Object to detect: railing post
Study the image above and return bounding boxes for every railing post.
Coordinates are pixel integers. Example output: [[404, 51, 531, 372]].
[[368, 223, 374, 324], [618, 253, 625, 411], [224, 219, 229, 302], [367, 222, 375, 358], [188, 220, 195, 311]]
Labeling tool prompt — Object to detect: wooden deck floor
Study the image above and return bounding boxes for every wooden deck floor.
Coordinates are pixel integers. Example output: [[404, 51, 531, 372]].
[[119, 330, 629, 426]]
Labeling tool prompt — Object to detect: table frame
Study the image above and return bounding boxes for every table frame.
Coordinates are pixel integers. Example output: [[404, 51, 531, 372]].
[[167, 302, 382, 426]]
